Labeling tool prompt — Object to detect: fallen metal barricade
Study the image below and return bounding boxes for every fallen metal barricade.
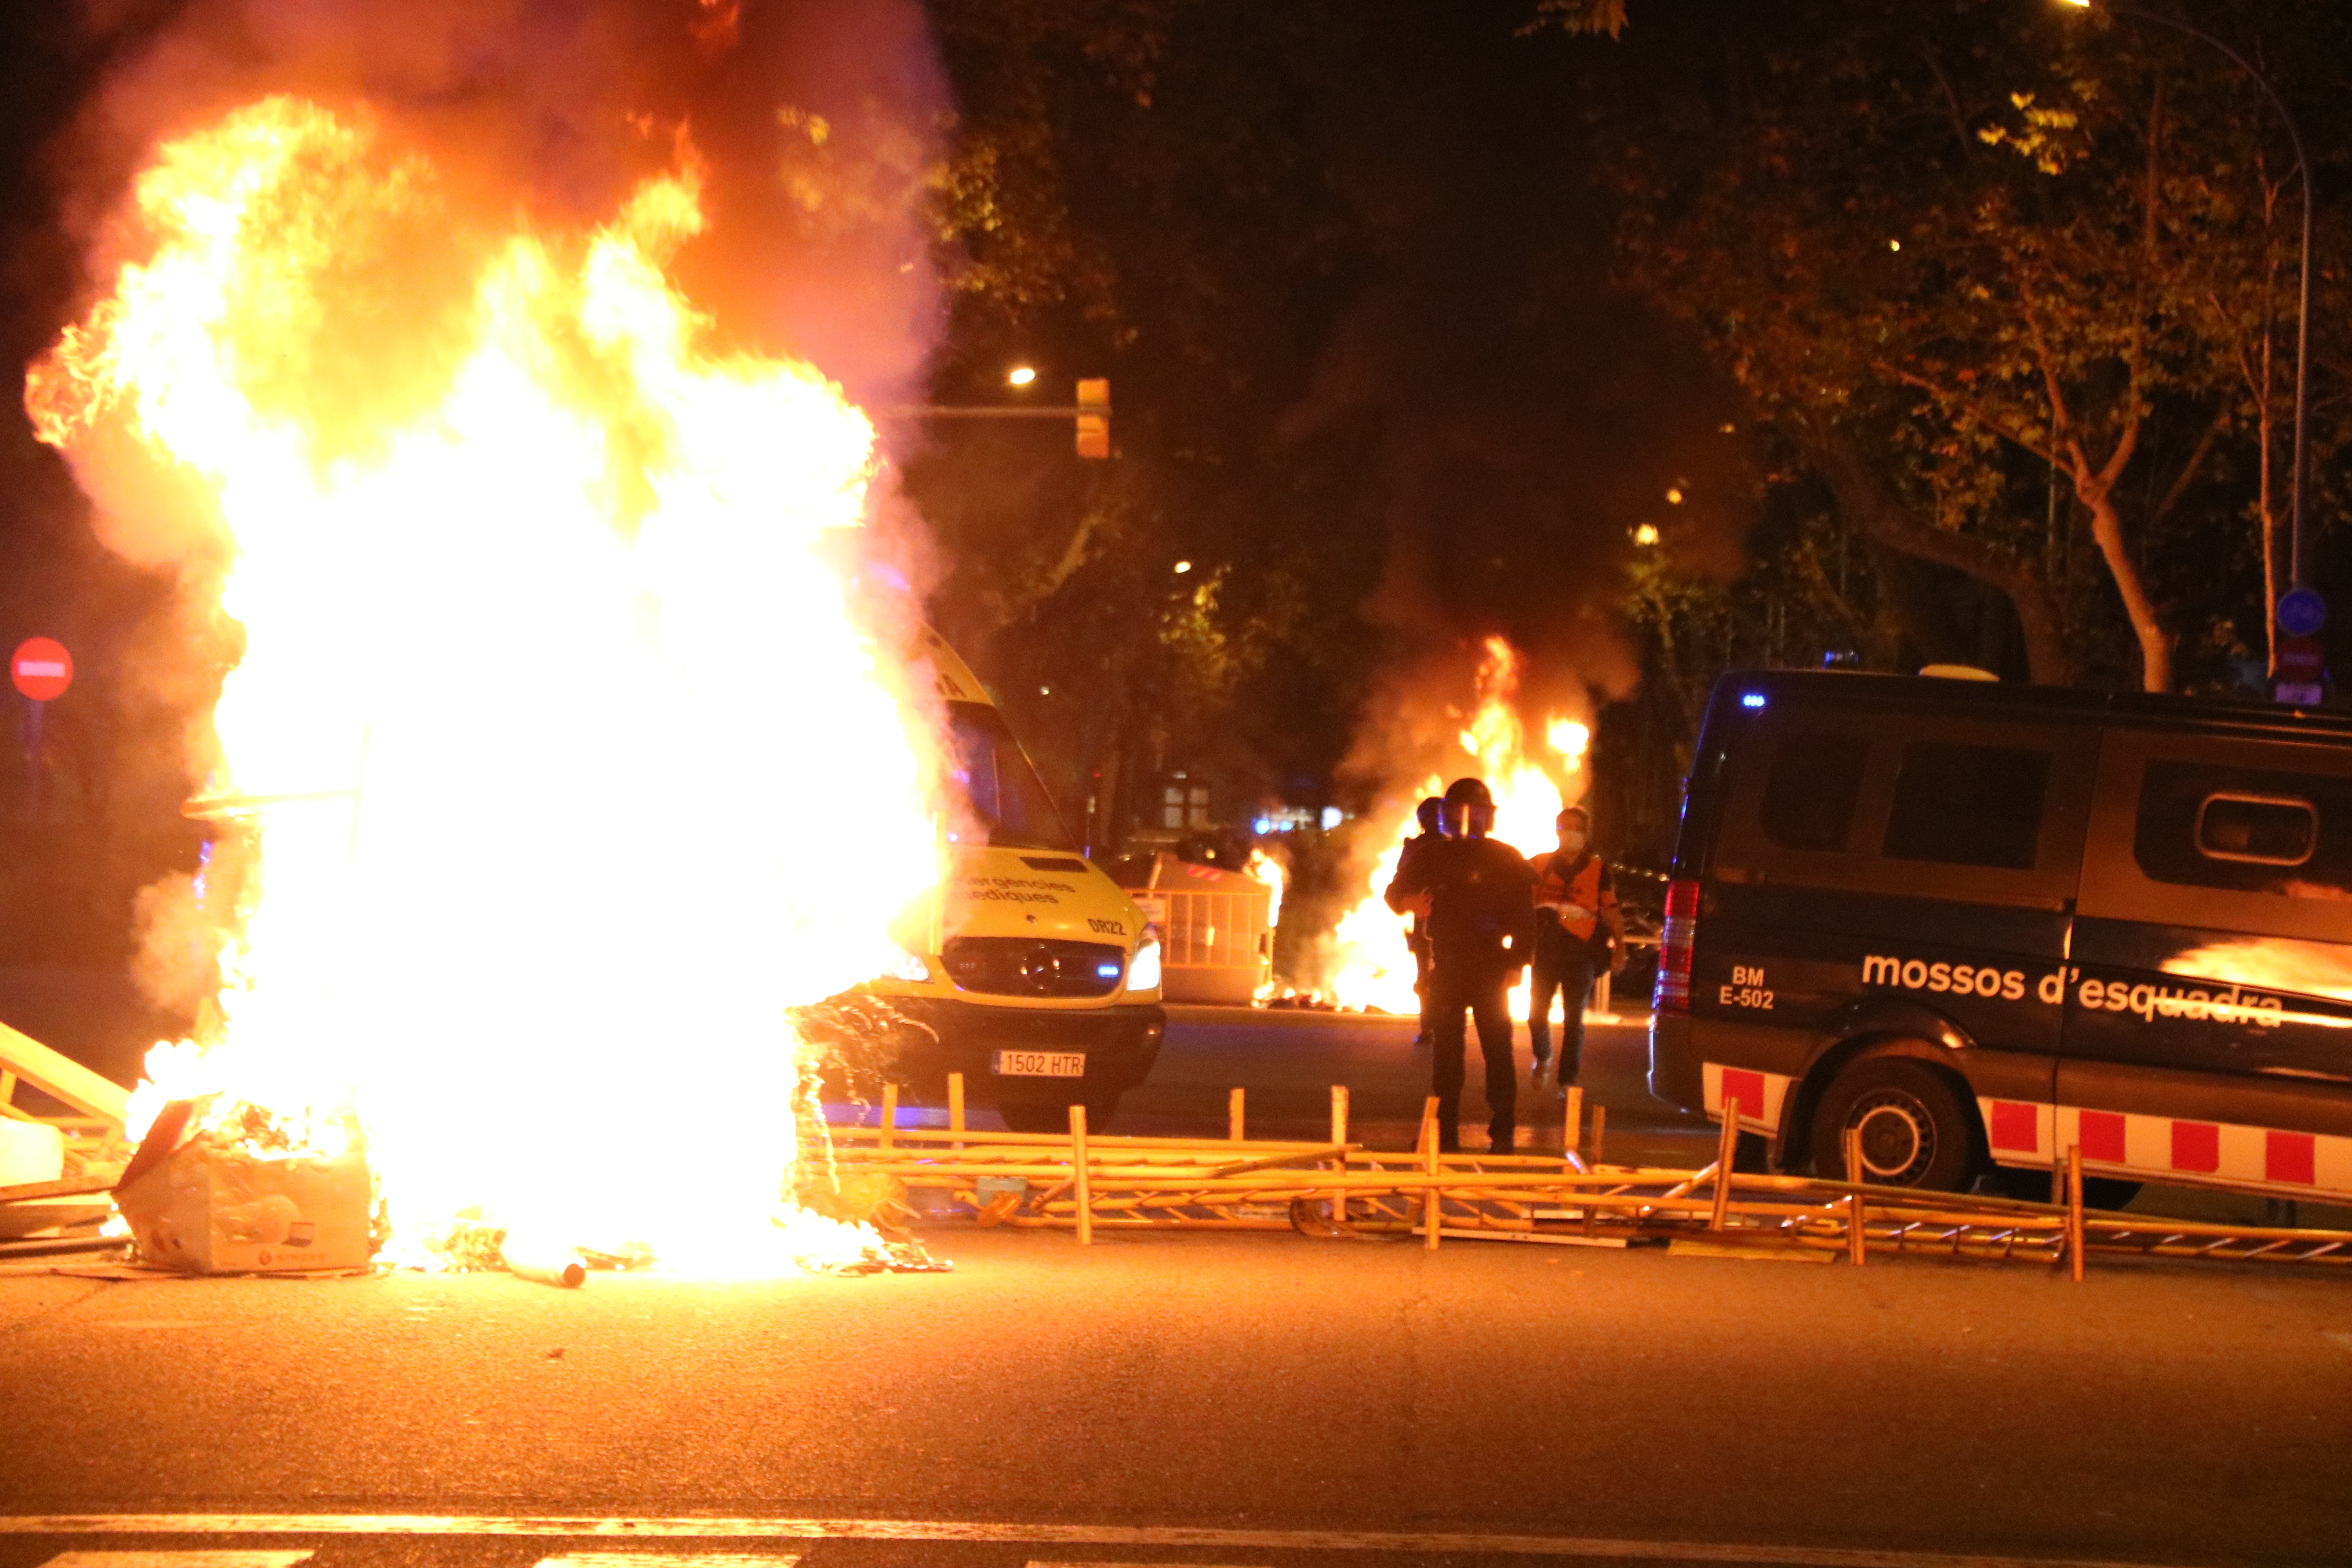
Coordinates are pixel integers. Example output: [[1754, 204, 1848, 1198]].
[[0, 1023, 130, 1256], [819, 1076, 2352, 1277], [0, 1021, 129, 1160]]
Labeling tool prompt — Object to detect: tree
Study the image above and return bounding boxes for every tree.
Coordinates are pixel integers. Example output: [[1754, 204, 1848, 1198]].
[[1597, 0, 2347, 693], [911, 1, 1393, 841]]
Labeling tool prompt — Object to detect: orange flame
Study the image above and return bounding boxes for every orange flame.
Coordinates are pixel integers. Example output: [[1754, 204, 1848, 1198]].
[[31, 97, 941, 1274], [1318, 638, 1588, 1015], [1245, 847, 1287, 1002], [1245, 847, 1287, 933]]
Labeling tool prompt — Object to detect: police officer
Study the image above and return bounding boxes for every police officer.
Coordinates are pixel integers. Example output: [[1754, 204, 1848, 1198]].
[[1527, 804, 1625, 1092], [1389, 796, 1445, 1049], [1384, 777, 1536, 1152]]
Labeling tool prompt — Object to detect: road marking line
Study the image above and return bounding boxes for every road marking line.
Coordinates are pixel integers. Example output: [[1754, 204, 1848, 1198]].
[[0, 1517, 2196, 1568], [41, 1554, 312, 1568], [541, 1556, 800, 1568]]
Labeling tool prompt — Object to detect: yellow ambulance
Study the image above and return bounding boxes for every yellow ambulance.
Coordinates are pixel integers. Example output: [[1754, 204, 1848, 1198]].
[[865, 628, 1165, 1131]]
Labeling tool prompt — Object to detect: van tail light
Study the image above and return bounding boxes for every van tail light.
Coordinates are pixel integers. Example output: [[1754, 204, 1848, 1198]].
[[1654, 878, 1700, 1014]]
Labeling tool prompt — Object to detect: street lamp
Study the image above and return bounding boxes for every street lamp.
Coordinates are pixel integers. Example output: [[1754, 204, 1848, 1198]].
[[1007, 365, 1038, 387], [2059, 0, 2314, 596]]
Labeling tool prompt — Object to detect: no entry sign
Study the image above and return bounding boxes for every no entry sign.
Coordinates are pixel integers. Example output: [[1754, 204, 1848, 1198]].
[[11, 637, 73, 702]]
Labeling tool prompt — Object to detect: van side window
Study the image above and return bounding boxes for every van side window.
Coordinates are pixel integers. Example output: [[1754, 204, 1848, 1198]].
[[1757, 733, 1868, 851], [2136, 761, 2351, 900], [1882, 742, 2049, 870], [2198, 794, 2316, 865]]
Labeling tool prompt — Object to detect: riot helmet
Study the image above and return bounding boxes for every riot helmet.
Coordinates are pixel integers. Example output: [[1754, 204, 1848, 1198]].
[[1440, 776, 1495, 838], [1415, 796, 1443, 836]]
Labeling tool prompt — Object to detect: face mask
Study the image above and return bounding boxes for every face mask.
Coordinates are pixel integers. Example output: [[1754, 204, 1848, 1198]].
[[1559, 831, 1588, 853]]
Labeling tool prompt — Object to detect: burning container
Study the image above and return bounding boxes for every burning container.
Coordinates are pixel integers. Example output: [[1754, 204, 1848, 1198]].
[[1122, 853, 1273, 1005], [114, 1099, 374, 1274]]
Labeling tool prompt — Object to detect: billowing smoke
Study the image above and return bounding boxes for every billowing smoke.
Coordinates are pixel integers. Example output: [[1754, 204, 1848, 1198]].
[[1263, 12, 1751, 951], [58, 0, 948, 445]]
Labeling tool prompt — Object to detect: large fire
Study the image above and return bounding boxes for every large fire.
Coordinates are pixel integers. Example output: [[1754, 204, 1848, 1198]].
[[1316, 638, 1588, 1015], [28, 97, 942, 1273]]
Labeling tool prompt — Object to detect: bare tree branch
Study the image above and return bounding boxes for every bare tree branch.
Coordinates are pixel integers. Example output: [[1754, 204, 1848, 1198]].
[[2147, 405, 2230, 534]]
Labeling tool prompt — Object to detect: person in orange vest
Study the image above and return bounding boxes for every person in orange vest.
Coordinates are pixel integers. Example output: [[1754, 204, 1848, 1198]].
[[1527, 804, 1625, 1092]]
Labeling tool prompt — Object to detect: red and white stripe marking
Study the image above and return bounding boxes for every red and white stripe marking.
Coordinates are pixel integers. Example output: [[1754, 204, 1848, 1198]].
[[1702, 1062, 1792, 1134], [1978, 1096, 2352, 1196], [1704, 1059, 2352, 1198]]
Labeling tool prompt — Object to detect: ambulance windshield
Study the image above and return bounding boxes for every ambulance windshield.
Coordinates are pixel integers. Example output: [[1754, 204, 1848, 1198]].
[[945, 701, 1078, 852]]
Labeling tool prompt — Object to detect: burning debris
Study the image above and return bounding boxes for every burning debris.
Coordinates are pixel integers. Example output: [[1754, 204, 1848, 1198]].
[[101, 1093, 949, 1281], [1301, 638, 1589, 1014], [112, 1099, 375, 1275], [28, 92, 950, 1279], [1245, 849, 1288, 1002]]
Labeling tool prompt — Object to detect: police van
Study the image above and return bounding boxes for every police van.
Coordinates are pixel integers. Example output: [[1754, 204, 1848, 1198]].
[[1650, 669, 2352, 1204], [862, 629, 1165, 1132]]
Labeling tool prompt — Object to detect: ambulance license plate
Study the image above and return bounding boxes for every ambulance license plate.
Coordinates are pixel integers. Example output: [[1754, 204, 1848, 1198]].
[[993, 1050, 1086, 1078]]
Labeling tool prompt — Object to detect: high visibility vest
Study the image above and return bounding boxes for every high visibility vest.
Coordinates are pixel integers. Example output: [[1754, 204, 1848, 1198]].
[[1538, 851, 1606, 944]]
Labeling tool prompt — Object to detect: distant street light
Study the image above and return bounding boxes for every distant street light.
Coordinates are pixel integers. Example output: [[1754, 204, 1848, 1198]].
[[1007, 365, 1037, 387], [1633, 524, 1660, 547], [2058, 0, 2313, 595], [1173, 560, 1193, 574]]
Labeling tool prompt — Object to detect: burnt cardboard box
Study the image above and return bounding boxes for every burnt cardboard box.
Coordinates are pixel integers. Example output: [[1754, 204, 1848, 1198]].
[[114, 1098, 374, 1274]]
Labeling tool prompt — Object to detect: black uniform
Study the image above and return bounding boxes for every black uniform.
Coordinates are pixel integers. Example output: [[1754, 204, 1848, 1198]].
[[1385, 836, 1537, 1151], [1391, 829, 1441, 1046]]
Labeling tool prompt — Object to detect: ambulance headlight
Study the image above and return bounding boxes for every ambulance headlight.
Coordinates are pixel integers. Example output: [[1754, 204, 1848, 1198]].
[[882, 945, 932, 984], [1126, 935, 1161, 993]]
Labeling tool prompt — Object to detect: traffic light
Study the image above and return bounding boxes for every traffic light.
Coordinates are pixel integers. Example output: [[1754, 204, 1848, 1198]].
[[1075, 378, 1110, 460]]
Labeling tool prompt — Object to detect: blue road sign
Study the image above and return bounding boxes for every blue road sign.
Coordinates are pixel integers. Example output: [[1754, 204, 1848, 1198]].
[[2277, 587, 2328, 639]]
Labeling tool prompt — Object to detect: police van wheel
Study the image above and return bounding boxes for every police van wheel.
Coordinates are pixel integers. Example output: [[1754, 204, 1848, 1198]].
[[999, 1096, 1120, 1134], [1811, 1059, 1976, 1192]]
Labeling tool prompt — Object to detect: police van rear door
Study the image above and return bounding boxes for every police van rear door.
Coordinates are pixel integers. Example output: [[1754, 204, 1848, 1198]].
[[2063, 725, 2352, 1191]]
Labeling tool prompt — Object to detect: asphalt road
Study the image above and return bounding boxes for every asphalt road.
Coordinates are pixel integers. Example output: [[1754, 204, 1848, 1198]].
[[2, 1227, 2349, 1568], [1103, 1004, 1710, 1167], [4, 994, 2352, 1568]]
